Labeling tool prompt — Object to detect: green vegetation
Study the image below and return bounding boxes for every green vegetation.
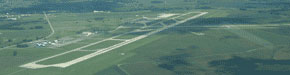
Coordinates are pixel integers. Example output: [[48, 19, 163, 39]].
[[0, 14, 50, 47], [16, 44, 29, 48], [37, 51, 92, 65], [115, 31, 151, 39], [83, 40, 122, 50]]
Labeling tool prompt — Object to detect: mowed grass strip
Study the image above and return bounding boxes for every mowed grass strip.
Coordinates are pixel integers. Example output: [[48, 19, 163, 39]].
[[120, 62, 174, 75], [37, 51, 93, 65], [57, 42, 90, 50], [175, 13, 199, 21], [82, 40, 122, 50], [115, 31, 151, 39], [57, 37, 104, 50], [144, 23, 163, 30]]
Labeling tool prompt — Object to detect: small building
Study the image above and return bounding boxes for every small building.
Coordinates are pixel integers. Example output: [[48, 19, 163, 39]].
[[51, 43, 56, 45], [7, 18, 17, 21], [93, 10, 104, 13], [93, 10, 111, 13], [36, 43, 46, 47], [35, 41, 49, 47], [82, 32, 93, 36], [54, 40, 59, 43]]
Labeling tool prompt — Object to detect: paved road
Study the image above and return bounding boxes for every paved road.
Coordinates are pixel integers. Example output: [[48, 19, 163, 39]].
[[43, 12, 55, 39]]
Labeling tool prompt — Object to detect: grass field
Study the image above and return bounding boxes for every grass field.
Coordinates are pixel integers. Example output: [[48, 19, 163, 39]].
[[83, 40, 123, 50], [37, 51, 93, 65]]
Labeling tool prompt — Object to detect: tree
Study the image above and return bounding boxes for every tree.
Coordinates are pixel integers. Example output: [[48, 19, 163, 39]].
[[16, 44, 29, 48], [8, 39, 13, 42], [13, 51, 17, 56], [34, 26, 44, 29], [22, 39, 32, 42]]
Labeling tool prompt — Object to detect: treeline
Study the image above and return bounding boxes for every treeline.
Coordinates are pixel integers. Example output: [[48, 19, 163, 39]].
[[209, 56, 290, 75], [180, 17, 257, 26], [151, 1, 164, 4], [0, 35, 45, 48], [0, 21, 44, 30], [196, 0, 290, 10], [9, 1, 121, 14]]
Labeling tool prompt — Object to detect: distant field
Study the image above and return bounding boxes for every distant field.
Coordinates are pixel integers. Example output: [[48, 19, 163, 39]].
[[0, 14, 51, 47], [96, 25, 290, 75]]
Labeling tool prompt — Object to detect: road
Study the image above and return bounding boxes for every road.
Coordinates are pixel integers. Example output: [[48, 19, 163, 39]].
[[43, 12, 55, 39]]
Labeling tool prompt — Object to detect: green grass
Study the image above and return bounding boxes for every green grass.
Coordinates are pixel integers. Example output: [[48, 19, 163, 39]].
[[115, 31, 150, 39], [94, 66, 127, 75], [57, 37, 105, 50], [95, 27, 265, 75], [245, 28, 290, 45], [0, 47, 65, 75], [82, 40, 122, 50], [175, 13, 200, 21], [37, 51, 93, 65], [119, 62, 175, 75], [57, 42, 90, 50], [42, 11, 148, 40]]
